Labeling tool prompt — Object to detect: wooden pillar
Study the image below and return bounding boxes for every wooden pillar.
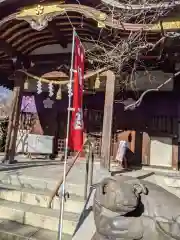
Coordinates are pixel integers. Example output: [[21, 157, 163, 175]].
[[134, 130, 143, 166], [172, 77, 179, 170], [142, 132, 150, 165], [4, 73, 24, 163], [173, 108, 179, 170], [4, 90, 17, 161], [172, 137, 178, 170], [101, 71, 115, 169]]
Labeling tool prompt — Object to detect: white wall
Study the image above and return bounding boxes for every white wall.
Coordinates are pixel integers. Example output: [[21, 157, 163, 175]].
[[150, 137, 172, 167]]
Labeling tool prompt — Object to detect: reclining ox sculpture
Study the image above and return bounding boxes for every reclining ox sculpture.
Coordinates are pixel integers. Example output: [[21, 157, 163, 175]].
[[92, 176, 180, 240]]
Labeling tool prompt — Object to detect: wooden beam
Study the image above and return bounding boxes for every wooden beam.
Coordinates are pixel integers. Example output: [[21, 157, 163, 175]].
[[28, 53, 161, 62], [29, 53, 71, 62], [3, 88, 17, 162], [0, 39, 22, 58], [173, 102, 179, 170], [48, 21, 68, 48], [172, 76, 180, 170], [101, 70, 115, 169], [142, 132, 150, 165], [4, 71, 24, 163], [0, 39, 30, 69], [172, 138, 178, 170]]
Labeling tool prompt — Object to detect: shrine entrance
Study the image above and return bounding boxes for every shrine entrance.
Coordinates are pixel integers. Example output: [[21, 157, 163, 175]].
[[0, 1, 179, 171]]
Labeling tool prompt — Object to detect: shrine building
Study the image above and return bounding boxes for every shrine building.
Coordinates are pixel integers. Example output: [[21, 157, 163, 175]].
[[0, 0, 180, 170]]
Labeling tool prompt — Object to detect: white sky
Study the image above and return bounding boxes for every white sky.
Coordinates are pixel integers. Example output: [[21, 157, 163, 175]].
[[0, 86, 12, 101]]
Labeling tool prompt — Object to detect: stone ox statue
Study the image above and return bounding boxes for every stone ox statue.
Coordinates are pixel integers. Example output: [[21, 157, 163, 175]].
[[92, 175, 180, 240]]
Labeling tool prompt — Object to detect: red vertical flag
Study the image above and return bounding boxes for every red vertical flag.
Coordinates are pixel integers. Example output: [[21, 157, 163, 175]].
[[69, 32, 85, 151]]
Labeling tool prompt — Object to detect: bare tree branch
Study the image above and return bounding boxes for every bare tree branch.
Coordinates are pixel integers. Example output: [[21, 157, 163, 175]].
[[124, 70, 180, 110], [82, 0, 180, 109]]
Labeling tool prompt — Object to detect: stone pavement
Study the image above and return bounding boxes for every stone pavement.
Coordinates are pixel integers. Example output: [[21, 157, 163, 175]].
[[0, 155, 110, 195], [0, 155, 179, 194]]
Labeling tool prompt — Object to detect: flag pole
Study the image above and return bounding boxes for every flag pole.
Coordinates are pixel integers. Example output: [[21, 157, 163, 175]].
[[58, 27, 76, 240]]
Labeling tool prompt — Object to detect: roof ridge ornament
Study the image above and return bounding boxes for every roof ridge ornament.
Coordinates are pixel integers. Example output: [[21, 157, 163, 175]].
[[1, 3, 180, 34], [35, 5, 44, 16], [15, 3, 107, 31], [16, 4, 65, 31]]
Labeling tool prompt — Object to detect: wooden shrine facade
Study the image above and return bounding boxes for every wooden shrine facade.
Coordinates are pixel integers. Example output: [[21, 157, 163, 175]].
[[17, 78, 180, 171], [0, 0, 180, 169]]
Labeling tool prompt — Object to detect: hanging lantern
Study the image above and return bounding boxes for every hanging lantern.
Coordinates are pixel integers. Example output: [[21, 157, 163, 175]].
[[48, 82, 54, 97], [56, 84, 62, 100], [24, 77, 29, 90], [37, 80, 42, 94], [95, 74, 100, 89]]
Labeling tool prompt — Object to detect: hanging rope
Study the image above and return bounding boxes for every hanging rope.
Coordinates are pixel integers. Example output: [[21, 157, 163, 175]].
[[9, 69, 70, 85]]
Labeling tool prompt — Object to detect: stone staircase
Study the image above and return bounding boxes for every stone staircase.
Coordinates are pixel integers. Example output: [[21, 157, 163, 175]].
[[0, 160, 109, 240], [0, 182, 86, 239], [2, 159, 180, 240], [0, 161, 96, 239]]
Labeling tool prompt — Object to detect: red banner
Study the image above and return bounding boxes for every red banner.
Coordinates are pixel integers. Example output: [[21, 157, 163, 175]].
[[69, 33, 85, 151]]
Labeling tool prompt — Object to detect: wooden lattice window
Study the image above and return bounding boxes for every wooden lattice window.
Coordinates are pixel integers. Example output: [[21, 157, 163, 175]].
[[19, 112, 36, 131], [57, 138, 66, 153], [149, 115, 177, 135]]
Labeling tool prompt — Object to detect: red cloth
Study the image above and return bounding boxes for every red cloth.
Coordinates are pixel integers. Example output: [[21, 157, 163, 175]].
[[69, 33, 85, 151]]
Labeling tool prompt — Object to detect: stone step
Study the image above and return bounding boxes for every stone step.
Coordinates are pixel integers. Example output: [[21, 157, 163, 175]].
[[0, 199, 80, 235], [0, 219, 71, 240], [0, 183, 85, 213], [0, 160, 108, 192], [0, 172, 87, 197]]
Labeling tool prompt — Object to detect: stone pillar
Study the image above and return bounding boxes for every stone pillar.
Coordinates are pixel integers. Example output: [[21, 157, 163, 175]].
[[101, 71, 115, 169], [4, 73, 24, 163]]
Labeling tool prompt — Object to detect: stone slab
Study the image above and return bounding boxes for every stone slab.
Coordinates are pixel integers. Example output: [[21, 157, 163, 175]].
[[0, 200, 31, 224], [0, 220, 70, 240], [29, 229, 58, 240], [0, 199, 80, 234], [30, 229, 72, 240], [0, 161, 110, 199], [0, 220, 38, 237], [0, 182, 85, 212]]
